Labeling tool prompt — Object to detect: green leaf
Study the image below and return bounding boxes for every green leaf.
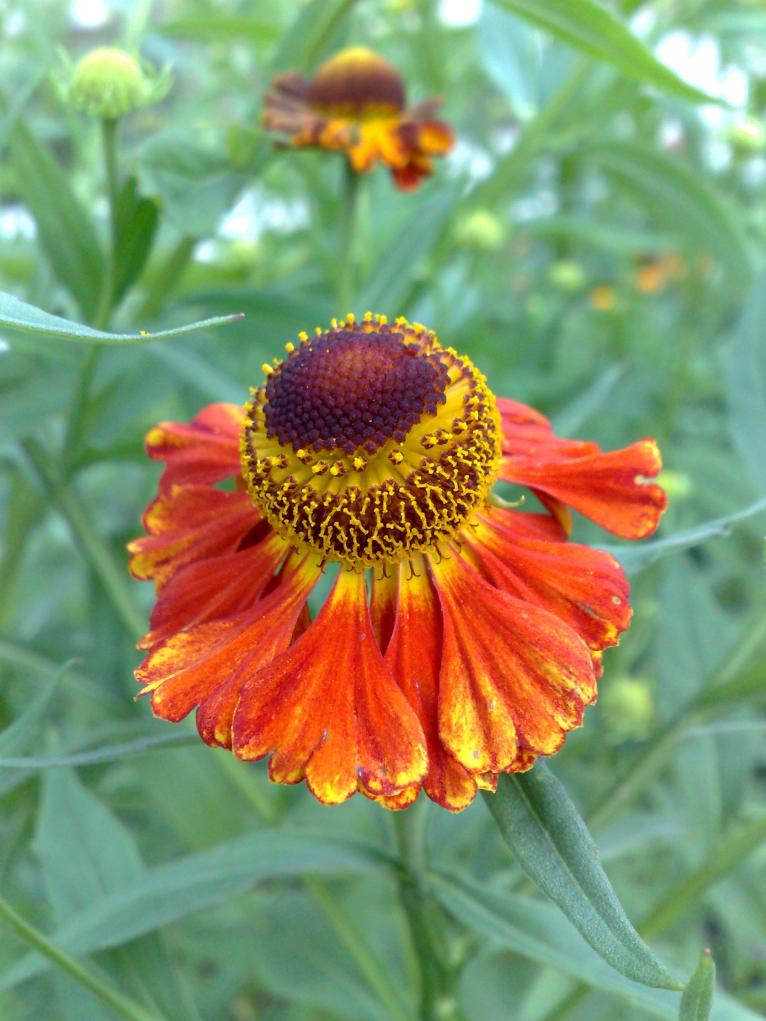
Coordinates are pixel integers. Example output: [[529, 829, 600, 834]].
[[431, 871, 758, 1021], [586, 141, 752, 284], [113, 178, 160, 304], [484, 766, 681, 989], [488, 0, 717, 103], [680, 951, 716, 1021], [601, 494, 766, 574], [0, 830, 389, 991], [36, 770, 201, 1021], [0, 731, 194, 769], [138, 134, 247, 238], [2, 111, 105, 320], [359, 185, 460, 314], [724, 271, 766, 492], [269, 0, 358, 73], [0, 291, 243, 345]]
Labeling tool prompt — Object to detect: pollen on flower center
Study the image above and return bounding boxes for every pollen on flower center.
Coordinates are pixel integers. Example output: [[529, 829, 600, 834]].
[[241, 314, 502, 568]]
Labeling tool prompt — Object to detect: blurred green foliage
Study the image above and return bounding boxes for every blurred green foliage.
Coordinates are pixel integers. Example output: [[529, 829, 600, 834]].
[[0, 1, 765, 1020]]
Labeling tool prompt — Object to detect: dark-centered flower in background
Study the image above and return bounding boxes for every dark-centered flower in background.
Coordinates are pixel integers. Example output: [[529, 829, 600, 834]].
[[130, 314, 666, 811], [262, 47, 454, 190]]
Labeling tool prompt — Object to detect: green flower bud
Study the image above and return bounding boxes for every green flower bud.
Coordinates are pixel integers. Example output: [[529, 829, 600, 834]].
[[727, 117, 766, 153], [454, 209, 505, 251], [548, 259, 586, 292], [65, 47, 170, 119], [601, 676, 654, 743]]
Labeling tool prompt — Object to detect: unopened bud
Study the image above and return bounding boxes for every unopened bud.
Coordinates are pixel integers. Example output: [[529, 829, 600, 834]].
[[66, 47, 169, 119]]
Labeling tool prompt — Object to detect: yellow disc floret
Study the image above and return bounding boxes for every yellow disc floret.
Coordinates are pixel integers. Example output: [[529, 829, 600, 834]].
[[240, 314, 501, 569]]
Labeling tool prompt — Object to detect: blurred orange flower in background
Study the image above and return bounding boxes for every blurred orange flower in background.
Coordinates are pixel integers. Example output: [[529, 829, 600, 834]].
[[263, 47, 454, 190], [130, 314, 666, 811]]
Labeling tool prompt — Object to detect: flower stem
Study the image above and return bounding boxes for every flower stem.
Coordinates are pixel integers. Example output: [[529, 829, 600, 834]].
[[336, 159, 362, 312], [93, 117, 121, 331], [392, 804, 464, 1021], [20, 436, 145, 642], [0, 893, 164, 1021]]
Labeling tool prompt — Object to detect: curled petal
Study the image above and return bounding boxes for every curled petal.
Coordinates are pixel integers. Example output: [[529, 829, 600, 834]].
[[128, 485, 260, 590], [145, 403, 243, 491], [463, 508, 631, 651], [385, 565, 478, 812], [136, 557, 321, 742], [432, 553, 597, 775], [233, 570, 427, 806], [498, 397, 667, 538], [139, 531, 290, 649]]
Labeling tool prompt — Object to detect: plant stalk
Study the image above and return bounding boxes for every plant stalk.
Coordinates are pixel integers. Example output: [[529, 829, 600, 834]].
[[393, 804, 464, 1021], [336, 159, 362, 312], [0, 893, 164, 1021]]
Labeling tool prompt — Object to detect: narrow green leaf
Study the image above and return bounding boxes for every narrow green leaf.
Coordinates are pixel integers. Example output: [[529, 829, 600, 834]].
[[269, 0, 358, 73], [640, 815, 766, 939], [724, 272, 766, 492], [37, 770, 201, 1021], [601, 494, 766, 573], [429, 872, 758, 1020], [113, 178, 160, 304], [3, 112, 104, 319], [138, 134, 247, 238], [484, 765, 681, 989], [0, 291, 243, 345], [0, 731, 194, 769], [359, 185, 460, 314], [586, 141, 752, 284], [488, 0, 717, 103], [680, 951, 716, 1021], [0, 830, 390, 991]]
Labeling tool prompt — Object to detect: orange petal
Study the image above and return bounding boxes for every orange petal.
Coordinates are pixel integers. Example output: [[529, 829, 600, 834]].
[[233, 570, 427, 806], [139, 531, 289, 649], [497, 398, 666, 538], [385, 565, 478, 812], [431, 553, 597, 775], [128, 485, 260, 590], [145, 403, 243, 491], [136, 557, 320, 738], [464, 508, 632, 651], [370, 566, 398, 652], [499, 438, 667, 539]]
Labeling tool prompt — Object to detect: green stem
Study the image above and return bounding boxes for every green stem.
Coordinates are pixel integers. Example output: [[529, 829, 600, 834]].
[[336, 159, 362, 312], [639, 814, 766, 940], [21, 437, 145, 642], [393, 805, 463, 1021], [136, 236, 195, 322], [303, 877, 413, 1021], [0, 893, 164, 1021], [93, 117, 121, 331]]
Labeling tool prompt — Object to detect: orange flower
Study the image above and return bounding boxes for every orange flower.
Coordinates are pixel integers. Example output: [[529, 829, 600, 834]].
[[262, 47, 454, 190], [130, 314, 666, 811]]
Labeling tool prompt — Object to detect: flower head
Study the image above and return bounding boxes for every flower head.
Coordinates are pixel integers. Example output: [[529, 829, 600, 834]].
[[130, 314, 666, 811], [263, 47, 454, 190], [64, 47, 170, 120]]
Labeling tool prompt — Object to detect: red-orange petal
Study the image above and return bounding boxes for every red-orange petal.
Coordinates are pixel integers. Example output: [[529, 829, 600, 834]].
[[145, 403, 243, 491], [431, 553, 597, 775], [385, 566, 478, 812], [463, 508, 632, 651], [500, 438, 667, 539], [139, 531, 289, 649], [128, 485, 260, 590], [232, 570, 427, 806], [136, 556, 321, 738], [497, 397, 666, 538]]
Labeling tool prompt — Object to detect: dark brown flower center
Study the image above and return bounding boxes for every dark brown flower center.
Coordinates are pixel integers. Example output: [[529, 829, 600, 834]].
[[307, 47, 405, 118], [263, 327, 450, 455]]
